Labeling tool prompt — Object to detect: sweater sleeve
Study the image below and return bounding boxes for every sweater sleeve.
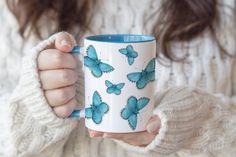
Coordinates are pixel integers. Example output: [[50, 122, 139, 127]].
[[114, 2, 236, 155], [0, 32, 82, 157], [114, 86, 236, 156]]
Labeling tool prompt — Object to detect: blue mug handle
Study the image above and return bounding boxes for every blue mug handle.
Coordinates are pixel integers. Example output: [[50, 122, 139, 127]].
[[71, 45, 82, 55], [69, 45, 86, 118]]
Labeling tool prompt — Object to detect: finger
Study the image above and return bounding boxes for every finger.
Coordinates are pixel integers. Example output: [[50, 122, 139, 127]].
[[38, 49, 77, 70], [103, 132, 127, 140], [40, 69, 78, 90], [103, 131, 146, 139], [104, 131, 154, 146], [55, 32, 76, 53], [146, 115, 161, 134], [88, 129, 104, 137], [45, 85, 76, 107], [53, 98, 77, 118]]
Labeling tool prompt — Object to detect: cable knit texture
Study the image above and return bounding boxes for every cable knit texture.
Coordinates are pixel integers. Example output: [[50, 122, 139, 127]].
[[0, 0, 236, 157]]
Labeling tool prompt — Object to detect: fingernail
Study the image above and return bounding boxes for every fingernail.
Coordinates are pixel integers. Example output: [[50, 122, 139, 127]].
[[147, 121, 160, 134], [61, 39, 71, 47]]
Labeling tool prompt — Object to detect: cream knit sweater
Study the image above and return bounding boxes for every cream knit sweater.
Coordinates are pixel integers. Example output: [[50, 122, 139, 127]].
[[0, 0, 236, 157]]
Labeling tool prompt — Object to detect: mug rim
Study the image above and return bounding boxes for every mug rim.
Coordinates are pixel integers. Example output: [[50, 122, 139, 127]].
[[85, 34, 156, 43]]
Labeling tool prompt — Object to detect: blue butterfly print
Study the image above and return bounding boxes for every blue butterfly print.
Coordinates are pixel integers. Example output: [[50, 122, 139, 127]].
[[119, 45, 138, 65], [85, 91, 109, 124], [127, 58, 155, 89], [84, 45, 114, 78], [121, 96, 150, 130], [105, 80, 125, 95]]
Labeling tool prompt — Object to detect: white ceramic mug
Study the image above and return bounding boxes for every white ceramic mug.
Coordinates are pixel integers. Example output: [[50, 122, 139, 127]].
[[71, 34, 156, 133]]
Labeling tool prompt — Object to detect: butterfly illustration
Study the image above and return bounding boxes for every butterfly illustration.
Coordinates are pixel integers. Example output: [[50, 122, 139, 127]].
[[85, 91, 109, 124], [84, 45, 114, 78], [119, 45, 138, 65], [127, 58, 155, 89], [105, 80, 125, 95], [121, 96, 150, 130]]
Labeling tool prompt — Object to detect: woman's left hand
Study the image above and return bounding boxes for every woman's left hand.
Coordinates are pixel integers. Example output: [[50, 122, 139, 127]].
[[88, 115, 161, 147]]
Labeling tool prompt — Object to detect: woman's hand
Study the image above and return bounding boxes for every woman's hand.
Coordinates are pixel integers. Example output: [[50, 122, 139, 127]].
[[88, 115, 161, 147], [38, 33, 78, 118]]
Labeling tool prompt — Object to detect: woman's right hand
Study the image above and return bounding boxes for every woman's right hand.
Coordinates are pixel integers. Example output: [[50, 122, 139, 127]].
[[37, 33, 78, 118]]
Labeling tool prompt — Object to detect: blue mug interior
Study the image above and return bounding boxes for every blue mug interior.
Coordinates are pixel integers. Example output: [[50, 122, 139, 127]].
[[85, 34, 155, 43]]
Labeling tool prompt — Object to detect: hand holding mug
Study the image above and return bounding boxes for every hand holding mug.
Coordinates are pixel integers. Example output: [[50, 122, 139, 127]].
[[38, 32, 78, 118], [88, 115, 161, 147]]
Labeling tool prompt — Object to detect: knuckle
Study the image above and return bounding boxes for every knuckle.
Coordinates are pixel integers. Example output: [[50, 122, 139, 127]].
[[60, 70, 71, 84], [69, 85, 76, 96], [57, 89, 70, 103], [70, 57, 77, 68], [53, 52, 64, 66], [63, 54, 77, 69], [63, 70, 77, 84]]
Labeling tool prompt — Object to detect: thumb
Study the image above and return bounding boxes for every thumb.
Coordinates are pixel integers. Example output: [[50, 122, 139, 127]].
[[55, 32, 76, 53], [146, 115, 161, 135]]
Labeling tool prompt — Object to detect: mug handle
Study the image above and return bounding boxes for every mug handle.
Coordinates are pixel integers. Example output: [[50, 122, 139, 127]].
[[69, 45, 86, 118], [71, 45, 82, 55]]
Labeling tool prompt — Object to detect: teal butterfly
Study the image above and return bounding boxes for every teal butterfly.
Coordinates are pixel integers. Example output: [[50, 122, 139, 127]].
[[105, 80, 125, 95], [84, 45, 114, 78], [121, 96, 150, 130], [85, 91, 109, 124], [127, 58, 155, 89], [119, 45, 138, 65]]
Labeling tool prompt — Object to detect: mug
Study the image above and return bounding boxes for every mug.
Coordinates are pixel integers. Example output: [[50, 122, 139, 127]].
[[71, 34, 156, 133]]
